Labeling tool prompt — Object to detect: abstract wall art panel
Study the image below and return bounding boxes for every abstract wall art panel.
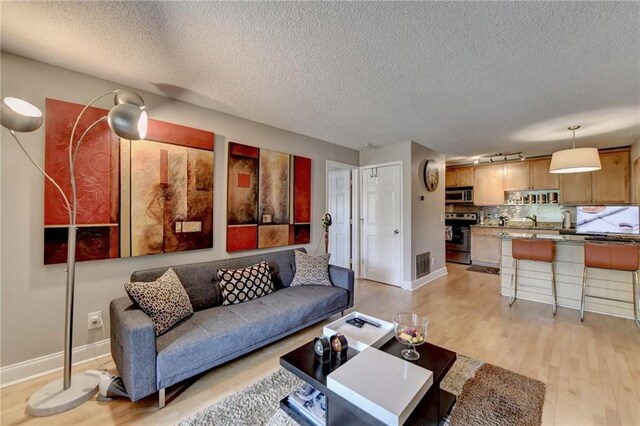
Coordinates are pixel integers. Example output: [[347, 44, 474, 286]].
[[227, 225, 258, 252], [258, 224, 290, 248], [226, 142, 311, 252], [44, 98, 214, 264], [228, 142, 259, 225]]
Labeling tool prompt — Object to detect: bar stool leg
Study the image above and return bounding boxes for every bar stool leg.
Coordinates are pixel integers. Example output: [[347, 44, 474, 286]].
[[581, 266, 588, 322], [509, 259, 518, 307], [633, 271, 640, 330], [551, 261, 557, 317]]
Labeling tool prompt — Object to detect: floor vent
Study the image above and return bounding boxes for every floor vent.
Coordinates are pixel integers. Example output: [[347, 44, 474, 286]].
[[416, 252, 431, 278]]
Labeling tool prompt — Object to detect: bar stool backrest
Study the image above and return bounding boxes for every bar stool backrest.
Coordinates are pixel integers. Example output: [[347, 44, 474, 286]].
[[512, 239, 554, 263], [584, 243, 639, 271]]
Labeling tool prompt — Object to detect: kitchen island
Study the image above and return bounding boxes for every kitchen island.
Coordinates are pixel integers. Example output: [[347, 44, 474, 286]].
[[500, 232, 639, 320]]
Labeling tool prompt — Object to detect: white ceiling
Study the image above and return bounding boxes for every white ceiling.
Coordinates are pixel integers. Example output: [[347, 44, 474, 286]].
[[1, 2, 639, 162]]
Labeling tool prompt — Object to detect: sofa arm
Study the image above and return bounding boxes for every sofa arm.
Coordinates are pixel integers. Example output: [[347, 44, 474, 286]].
[[329, 265, 355, 309], [110, 297, 157, 402]]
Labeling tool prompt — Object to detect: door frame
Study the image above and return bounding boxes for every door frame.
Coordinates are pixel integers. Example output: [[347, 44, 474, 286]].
[[326, 161, 359, 276], [358, 161, 404, 286]]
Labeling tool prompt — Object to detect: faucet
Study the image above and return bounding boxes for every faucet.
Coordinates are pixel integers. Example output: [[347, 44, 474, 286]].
[[526, 215, 538, 227]]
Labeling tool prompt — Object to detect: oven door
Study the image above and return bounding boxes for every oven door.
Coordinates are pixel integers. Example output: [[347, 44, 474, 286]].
[[446, 227, 470, 252]]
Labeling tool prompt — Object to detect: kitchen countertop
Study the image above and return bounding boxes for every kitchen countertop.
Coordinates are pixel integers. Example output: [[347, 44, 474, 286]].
[[499, 231, 640, 245]]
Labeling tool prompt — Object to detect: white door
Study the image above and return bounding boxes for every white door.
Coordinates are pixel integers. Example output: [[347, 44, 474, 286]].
[[361, 164, 402, 286], [328, 169, 351, 268]]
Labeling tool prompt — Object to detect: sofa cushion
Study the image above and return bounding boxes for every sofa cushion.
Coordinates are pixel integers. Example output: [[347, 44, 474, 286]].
[[155, 285, 349, 388], [218, 261, 275, 305], [124, 268, 194, 336], [290, 250, 332, 287], [188, 280, 223, 311]]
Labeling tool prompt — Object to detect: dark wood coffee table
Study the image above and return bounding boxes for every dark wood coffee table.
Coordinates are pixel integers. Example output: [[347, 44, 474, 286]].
[[280, 338, 456, 425]]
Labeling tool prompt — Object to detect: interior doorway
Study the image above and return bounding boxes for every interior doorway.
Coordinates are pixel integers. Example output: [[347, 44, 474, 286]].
[[326, 161, 357, 270], [360, 162, 402, 287]]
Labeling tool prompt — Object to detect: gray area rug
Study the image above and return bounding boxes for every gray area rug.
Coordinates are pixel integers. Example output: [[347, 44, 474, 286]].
[[467, 265, 500, 275], [178, 354, 544, 426]]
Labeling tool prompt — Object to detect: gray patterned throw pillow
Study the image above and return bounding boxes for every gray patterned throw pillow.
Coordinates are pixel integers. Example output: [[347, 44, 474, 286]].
[[125, 268, 194, 336], [218, 261, 275, 305], [290, 250, 332, 287]]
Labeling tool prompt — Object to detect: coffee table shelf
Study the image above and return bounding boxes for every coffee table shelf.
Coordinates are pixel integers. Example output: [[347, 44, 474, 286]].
[[279, 397, 318, 426]]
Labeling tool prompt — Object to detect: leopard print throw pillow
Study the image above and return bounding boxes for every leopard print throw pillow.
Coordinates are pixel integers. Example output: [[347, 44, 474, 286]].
[[125, 268, 194, 336]]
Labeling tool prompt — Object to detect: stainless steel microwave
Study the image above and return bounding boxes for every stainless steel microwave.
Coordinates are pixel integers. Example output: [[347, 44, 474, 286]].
[[445, 188, 473, 204]]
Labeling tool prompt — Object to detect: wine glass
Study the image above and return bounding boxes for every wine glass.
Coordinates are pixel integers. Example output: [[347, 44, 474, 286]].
[[392, 313, 428, 361]]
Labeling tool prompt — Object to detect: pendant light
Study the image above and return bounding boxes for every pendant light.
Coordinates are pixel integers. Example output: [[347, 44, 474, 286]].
[[549, 125, 601, 174]]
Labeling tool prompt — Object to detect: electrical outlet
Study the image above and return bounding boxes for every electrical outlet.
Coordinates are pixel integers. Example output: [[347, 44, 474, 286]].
[[88, 311, 103, 330], [431, 256, 436, 266]]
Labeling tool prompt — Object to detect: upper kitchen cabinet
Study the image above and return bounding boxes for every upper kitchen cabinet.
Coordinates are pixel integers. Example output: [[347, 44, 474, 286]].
[[504, 158, 559, 191], [592, 150, 630, 204], [473, 164, 504, 205], [504, 162, 530, 191], [445, 166, 473, 187], [530, 158, 559, 190], [559, 171, 593, 204], [560, 149, 630, 204]]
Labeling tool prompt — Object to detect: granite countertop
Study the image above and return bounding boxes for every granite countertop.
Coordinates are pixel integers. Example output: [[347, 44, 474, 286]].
[[499, 232, 640, 245]]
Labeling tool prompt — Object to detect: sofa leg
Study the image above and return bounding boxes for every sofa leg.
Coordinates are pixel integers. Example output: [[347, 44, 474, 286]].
[[341, 311, 345, 317], [159, 388, 166, 409]]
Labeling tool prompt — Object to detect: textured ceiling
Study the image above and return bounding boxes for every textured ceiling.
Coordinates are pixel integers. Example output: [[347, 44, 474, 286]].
[[1, 1, 639, 161]]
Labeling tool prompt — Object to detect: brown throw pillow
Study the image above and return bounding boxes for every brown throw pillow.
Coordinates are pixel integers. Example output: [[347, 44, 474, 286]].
[[218, 261, 275, 305], [125, 268, 194, 336], [290, 250, 332, 286]]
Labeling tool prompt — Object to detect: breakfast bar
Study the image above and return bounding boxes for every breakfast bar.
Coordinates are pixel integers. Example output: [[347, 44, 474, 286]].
[[500, 233, 639, 320]]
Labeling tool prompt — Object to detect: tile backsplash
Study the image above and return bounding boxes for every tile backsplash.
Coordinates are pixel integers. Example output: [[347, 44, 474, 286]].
[[447, 203, 575, 225]]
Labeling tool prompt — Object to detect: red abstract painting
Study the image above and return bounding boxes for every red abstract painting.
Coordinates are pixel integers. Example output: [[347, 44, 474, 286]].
[[44, 98, 214, 264], [226, 142, 311, 252]]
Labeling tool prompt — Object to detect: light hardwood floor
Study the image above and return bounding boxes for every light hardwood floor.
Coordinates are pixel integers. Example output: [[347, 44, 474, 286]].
[[2, 263, 639, 425]]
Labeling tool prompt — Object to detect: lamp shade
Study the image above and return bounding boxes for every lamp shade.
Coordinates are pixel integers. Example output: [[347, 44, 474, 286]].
[[107, 104, 148, 140], [1, 97, 43, 132], [549, 147, 601, 174], [114, 90, 145, 109]]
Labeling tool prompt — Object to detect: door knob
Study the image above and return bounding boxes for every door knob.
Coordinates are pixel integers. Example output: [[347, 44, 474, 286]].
[[394, 229, 399, 235]]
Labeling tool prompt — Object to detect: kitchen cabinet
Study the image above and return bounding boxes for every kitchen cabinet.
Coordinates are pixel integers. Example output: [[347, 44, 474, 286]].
[[560, 149, 630, 204], [559, 172, 593, 204], [504, 162, 530, 191], [470, 227, 502, 267], [445, 166, 473, 187], [473, 164, 504, 205], [530, 158, 559, 190], [592, 150, 630, 204]]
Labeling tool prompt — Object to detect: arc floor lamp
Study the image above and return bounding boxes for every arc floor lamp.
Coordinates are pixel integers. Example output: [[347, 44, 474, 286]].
[[1, 90, 148, 416]]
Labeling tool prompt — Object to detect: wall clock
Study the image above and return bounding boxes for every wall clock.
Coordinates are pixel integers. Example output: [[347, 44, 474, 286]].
[[423, 159, 439, 192]]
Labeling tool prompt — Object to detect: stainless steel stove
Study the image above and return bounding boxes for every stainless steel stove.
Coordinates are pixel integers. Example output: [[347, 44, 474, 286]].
[[445, 213, 478, 265]]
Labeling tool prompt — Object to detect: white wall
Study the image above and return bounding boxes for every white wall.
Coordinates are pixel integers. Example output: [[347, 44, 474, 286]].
[[0, 53, 359, 368], [630, 137, 640, 203], [359, 141, 446, 287], [410, 142, 446, 278]]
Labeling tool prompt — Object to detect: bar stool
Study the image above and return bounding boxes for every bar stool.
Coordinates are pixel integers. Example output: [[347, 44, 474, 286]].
[[509, 239, 557, 316], [581, 243, 640, 329]]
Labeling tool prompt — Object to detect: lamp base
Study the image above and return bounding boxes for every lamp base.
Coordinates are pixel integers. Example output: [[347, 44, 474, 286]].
[[27, 373, 100, 417]]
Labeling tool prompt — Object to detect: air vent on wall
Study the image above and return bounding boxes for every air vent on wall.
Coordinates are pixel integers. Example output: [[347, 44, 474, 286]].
[[416, 252, 431, 278]]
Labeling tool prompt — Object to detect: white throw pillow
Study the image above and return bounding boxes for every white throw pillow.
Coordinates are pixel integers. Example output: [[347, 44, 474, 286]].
[[290, 250, 332, 287]]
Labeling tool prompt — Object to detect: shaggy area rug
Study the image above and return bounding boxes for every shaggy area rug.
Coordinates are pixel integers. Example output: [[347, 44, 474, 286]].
[[178, 354, 545, 426]]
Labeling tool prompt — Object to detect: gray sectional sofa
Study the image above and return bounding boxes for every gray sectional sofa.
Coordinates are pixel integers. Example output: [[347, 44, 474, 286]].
[[109, 248, 354, 406]]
